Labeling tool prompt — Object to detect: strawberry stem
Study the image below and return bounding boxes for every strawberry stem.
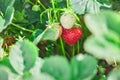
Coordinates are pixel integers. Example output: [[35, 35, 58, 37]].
[[72, 45, 75, 57], [60, 38, 66, 56], [77, 41, 80, 53], [38, 0, 46, 10], [66, 0, 70, 9], [52, 41, 70, 58], [51, 0, 55, 9], [47, 10, 53, 24], [11, 23, 34, 33], [26, 0, 34, 5], [51, 0, 58, 22]]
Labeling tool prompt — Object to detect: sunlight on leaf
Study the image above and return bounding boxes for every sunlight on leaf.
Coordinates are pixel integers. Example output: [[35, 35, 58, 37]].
[[71, 54, 97, 80], [41, 56, 71, 80], [29, 58, 55, 80], [70, 0, 111, 15], [107, 69, 120, 80], [9, 40, 38, 74]]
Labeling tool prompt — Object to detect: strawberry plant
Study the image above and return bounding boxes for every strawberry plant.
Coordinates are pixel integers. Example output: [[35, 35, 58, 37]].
[[0, 0, 120, 80]]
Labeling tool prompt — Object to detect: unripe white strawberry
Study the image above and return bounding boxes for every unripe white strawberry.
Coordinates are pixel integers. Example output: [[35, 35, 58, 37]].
[[60, 13, 76, 29]]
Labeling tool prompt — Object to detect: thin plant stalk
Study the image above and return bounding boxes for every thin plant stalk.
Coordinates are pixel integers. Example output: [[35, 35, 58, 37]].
[[77, 41, 80, 54], [72, 45, 75, 57], [11, 23, 34, 33], [60, 38, 66, 56]]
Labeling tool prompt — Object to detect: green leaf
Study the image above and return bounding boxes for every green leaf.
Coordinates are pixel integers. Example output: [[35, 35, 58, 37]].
[[14, 0, 23, 11], [97, 0, 110, 4], [70, 0, 88, 15], [33, 24, 60, 45], [0, 57, 17, 74], [71, 54, 97, 80], [0, 0, 15, 13], [25, 9, 40, 23], [0, 16, 5, 32], [20, 40, 38, 72], [29, 29, 43, 41], [14, 11, 28, 23], [27, 58, 55, 80], [84, 35, 120, 63], [0, 37, 4, 57], [41, 56, 71, 80], [0, 66, 9, 80], [84, 11, 120, 63], [0, 66, 20, 80], [0, 0, 14, 33], [0, 37, 3, 47], [9, 41, 24, 74], [9, 39, 38, 74], [4, 6, 14, 26], [93, 75, 107, 80], [0, 6, 14, 33], [70, 0, 111, 15], [84, 11, 120, 36], [54, 0, 63, 3], [107, 69, 120, 80]]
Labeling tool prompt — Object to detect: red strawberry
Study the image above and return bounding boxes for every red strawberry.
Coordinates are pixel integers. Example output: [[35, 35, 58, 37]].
[[62, 27, 82, 46]]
